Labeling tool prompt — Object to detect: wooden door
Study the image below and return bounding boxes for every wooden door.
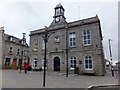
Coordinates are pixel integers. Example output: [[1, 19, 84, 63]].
[[12, 58, 17, 69]]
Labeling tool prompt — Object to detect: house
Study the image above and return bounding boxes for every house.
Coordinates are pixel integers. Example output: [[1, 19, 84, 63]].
[[29, 3, 105, 76], [1, 27, 29, 69], [0, 27, 4, 69]]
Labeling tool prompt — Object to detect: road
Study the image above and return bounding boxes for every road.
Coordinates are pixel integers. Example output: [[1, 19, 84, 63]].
[[2, 70, 118, 88]]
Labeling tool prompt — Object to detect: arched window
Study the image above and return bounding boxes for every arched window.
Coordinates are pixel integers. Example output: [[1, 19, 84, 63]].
[[69, 56, 77, 70], [32, 58, 37, 69], [84, 55, 93, 70]]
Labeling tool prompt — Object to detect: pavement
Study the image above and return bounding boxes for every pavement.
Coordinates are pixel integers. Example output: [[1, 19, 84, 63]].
[[0, 70, 2, 89], [1, 69, 118, 88]]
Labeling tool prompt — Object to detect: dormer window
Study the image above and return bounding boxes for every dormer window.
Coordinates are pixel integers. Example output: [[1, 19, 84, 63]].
[[10, 36, 16, 42], [21, 40, 26, 45], [10, 37, 13, 41], [13, 38, 16, 42]]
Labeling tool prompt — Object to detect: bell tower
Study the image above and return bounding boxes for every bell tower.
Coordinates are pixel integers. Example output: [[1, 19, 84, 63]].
[[50, 3, 66, 27], [54, 3, 65, 22]]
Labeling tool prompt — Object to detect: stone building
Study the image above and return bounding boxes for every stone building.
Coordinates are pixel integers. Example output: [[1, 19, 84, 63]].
[[29, 4, 105, 75], [1, 27, 29, 69], [0, 27, 4, 69]]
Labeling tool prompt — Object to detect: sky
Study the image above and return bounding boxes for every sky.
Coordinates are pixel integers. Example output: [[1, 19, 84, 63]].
[[0, 0, 119, 65]]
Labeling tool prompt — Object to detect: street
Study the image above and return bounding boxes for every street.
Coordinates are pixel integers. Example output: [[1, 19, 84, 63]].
[[2, 70, 118, 88]]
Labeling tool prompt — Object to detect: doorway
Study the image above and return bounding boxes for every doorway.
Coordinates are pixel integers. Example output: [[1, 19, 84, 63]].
[[54, 57, 60, 71], [5, 58, 11, 68], [12, 58, 17, 69]]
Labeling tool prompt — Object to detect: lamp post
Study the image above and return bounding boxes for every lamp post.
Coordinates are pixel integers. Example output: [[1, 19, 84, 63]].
[[22, 33, 26, 62], [19, 33, 26, 73], [40, 26, 54, 87], [108, 39, 114, 76]]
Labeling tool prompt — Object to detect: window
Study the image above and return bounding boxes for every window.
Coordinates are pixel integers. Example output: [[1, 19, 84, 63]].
[[35, 61, 37, 67], [42, 40, 45, 50], [32, 58, 37, 69], [16, 48, 20, 55], [83, 30, 91, 46], [33, 42, 38, 51], [5, 58, 11, 66], [9, 36, 16, 42], [69, 32, 76, 47], [10, 37, 13, 41], [56, 8, 60, 16], [23, 50, 26, 56], [9, 47, 13, 54], [21, 39, 26, 45], [60, 9, 64, 15], [69, 56, 77, 70], [42, 59, 48, 69], [84, 55, 93, 70]]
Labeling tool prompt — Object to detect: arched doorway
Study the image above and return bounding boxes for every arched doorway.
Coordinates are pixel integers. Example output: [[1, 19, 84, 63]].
[[54, 57, 60, 71]]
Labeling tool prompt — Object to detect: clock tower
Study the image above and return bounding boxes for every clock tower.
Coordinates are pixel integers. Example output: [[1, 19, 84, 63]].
[[50, 3, 66, 27]]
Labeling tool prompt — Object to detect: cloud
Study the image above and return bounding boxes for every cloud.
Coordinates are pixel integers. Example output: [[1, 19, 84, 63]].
[[0, 1, 118, 62]]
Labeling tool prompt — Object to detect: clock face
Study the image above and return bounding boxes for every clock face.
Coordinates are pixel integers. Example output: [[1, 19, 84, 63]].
[[55, 17, 60, 22]]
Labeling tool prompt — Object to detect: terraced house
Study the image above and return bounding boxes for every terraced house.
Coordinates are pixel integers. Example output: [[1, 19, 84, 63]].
[[1, 27, 29, 69], [29, 3, 105, 75]]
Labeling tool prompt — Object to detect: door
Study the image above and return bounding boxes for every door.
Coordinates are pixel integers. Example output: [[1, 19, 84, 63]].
[[54, 57, 60, 71], [18, 59, 22, 68], [5, 58, 11, 68], [32, 58, 37, 69], [12, 58, 17, 69]]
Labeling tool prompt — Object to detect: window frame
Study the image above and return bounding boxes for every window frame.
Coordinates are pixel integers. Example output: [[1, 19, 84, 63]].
[[69, 56, 77, 70], [8, 47, 13, 54], [5, 58, 11, 66], [69, 32, 76, 47], [16, 48, 20, 55], [42, 59, 48, 69], [33, 41, 38, 51], [84, 55, 93, 70], [83, 30, 91, 46], [55, 8, 60, 16], [32, 58, 37, 69], [42, 40, 45, 50]]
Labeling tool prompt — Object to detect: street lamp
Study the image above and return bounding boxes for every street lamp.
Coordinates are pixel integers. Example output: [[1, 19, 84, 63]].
[[108, 39, 114, 76], [19, 33, 26, 73], [39, 26, 55, 87]]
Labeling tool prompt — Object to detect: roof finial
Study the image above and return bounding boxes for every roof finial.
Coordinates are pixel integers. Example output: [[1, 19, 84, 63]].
[[96, 14, 98, 17]]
